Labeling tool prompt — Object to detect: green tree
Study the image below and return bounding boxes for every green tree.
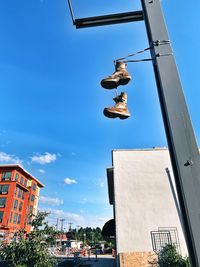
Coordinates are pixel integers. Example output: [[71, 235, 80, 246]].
[[0, 211, 57, 267], [76, 227, 103, 245], [158, 244, 191, 267]]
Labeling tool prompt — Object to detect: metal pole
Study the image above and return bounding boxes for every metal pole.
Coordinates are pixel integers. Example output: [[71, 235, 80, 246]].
[[56, 218, 59, 231], [60, 219, 65, 247], [141, 0, 200, 266]]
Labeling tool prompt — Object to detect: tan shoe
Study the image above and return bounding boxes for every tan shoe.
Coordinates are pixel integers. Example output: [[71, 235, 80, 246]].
[[103, 92, 131, 119], [101, 62, 132, 89]]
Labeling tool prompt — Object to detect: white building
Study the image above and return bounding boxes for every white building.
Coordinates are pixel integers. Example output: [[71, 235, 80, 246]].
[[106, 148, 188, 266]]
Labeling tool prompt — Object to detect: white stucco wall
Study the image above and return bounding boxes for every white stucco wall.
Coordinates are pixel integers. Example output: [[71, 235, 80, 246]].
[[112, 148, 188, 256]]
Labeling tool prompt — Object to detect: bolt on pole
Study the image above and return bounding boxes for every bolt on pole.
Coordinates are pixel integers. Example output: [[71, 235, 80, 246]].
[[141, 0, 200, 266]]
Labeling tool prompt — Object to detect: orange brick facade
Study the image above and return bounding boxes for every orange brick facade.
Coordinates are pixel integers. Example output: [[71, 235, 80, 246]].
[[0, 165, 44, 242]]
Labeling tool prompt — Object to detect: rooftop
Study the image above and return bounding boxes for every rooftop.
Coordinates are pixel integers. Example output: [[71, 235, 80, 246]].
[[0, 164, 44, 188]]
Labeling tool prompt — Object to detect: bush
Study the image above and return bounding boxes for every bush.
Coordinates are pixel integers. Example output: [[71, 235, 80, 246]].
[[0, 212, 57, 267], [158, 244, 191, 267]]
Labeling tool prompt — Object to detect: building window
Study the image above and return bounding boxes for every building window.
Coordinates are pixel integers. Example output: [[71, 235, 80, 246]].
[[29, 205, 33, 214], [30, 194, 35, 202], [18, 189, 22, 199], [13, 213, 18, 224], [2, 172, 12, 181], [0, 198, 6, 208], [18, 202, 23, 212], [17, 214, 21, 224], [14, 187, 17, 196], [0, 185, 9, 195], [20, 176, 24, 184], [9, 212, 13, 223], [15, 173, 19, 181], [27, 215, 32, 225], [13, 200, 18, 210], [24, 179, 27, 187], [22, 191, 25, 200], [0, 211, 4, 223], [32, 183, 36, 191]]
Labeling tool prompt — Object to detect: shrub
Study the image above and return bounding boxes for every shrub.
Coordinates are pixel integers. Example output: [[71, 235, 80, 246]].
[[0, 212, 57, 267], [158, 244, 191, 267]]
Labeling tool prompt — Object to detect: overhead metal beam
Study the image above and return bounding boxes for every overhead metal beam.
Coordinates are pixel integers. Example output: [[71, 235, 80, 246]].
[[74, 11, 143, 29]]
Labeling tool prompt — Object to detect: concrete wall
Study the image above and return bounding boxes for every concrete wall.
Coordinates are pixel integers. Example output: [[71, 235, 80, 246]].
[[112, 148, 188, 258]]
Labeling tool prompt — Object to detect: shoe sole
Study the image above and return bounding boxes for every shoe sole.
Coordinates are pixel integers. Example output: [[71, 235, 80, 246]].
[[101, 79, 119, 89], [119, 76, 131, 86], [101, 76, 131, 89], [103, 108, 130, 119]]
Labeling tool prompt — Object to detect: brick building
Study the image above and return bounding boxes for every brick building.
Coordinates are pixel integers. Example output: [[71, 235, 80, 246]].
[[0, 164, 44, 242]]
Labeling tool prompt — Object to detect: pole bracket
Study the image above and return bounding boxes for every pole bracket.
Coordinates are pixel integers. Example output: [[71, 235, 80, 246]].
[[67, 0, 144, 28]]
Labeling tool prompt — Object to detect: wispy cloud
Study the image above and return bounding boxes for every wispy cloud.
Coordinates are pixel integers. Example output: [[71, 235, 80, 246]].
[[80, 198, 88, 204], [71, 152, 76, 156], [38, 169, 45, 174], [39, 208, 111, 228], [96, 179, 105, 188], [31, 152, 57, 165], [0, 152, 22, 164], [64, 178, 77, 185], [41, 208, 84, 223], [39, 196, 64, 206]]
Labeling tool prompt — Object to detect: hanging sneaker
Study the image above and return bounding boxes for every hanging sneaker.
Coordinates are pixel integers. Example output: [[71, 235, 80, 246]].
[[101, 62, 132, 89], [103, 92, 131, 119]]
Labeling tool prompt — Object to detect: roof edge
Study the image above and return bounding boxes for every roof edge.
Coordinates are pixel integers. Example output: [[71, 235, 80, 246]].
[[0, 164, 44, 188]]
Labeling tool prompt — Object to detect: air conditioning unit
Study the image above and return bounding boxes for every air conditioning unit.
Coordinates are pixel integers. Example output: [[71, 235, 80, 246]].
[[1, 192, 7, 195]]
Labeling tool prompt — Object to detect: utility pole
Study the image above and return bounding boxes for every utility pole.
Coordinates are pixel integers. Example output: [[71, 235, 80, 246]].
[[56, 218, 59, 231], [68, 222, 73, 231], [67, 0, 200, 266], [60, 218, 66, 247]]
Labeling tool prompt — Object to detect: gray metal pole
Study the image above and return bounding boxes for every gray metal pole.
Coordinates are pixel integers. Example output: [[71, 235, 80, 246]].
[[141, 0, 200, 266]]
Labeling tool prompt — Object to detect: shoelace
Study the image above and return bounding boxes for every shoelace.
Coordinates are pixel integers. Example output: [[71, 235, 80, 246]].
[[115, 47, 150, 63], [114, 40, 171, 64]]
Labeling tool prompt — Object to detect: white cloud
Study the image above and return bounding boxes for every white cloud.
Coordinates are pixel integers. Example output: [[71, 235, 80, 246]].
[[83, 215, 111, 228], [38, 169, 45, 174], [96, 179, 105, 188], [0, 152, 22, 164], [39, 208, 112, 228], [80, 198, 88, 204], [99, 181, 105, 188], [41, 208, 84, 224], [64, 178, 77, 185], [71, 152, 76, 156], [39, 196, 64, 206], [31, 152, 56, 165]]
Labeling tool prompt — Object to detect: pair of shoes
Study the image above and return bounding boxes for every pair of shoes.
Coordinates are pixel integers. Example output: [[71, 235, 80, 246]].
[[103, 92, 130, 119], [101, 62, 131, 119]]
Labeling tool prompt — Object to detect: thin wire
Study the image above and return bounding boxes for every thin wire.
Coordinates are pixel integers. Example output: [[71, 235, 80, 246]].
[[68, 0, 75, 24], [114, 41, 172, 65]]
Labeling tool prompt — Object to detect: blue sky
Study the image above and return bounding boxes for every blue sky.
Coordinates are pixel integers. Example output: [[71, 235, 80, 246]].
[[0, 0, 200, 230]]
